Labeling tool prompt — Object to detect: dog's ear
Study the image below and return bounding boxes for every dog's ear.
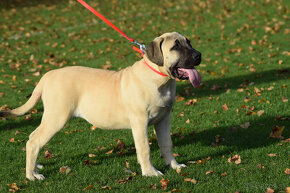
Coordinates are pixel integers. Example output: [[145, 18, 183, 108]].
[[145, 38, 164, 66]]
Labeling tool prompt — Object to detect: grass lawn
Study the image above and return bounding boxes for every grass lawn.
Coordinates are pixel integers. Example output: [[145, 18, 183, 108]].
[[0, 0, 289, 192]]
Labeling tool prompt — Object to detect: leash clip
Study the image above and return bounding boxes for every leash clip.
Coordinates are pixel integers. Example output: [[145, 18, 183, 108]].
[[132, 40, 146, 54]]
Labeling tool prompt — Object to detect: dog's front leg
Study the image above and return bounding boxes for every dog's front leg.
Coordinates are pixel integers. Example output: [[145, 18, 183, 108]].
[[130, 117, 163, 176], [154, 112, 186, 170]]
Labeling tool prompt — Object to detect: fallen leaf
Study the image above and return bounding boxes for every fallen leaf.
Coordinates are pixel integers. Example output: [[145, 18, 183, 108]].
[[211, 84, 220, 91], [281, 138, 290, 143], [267, 86, 274, 91], [149, 184, 157, 190], [257, 110, 264, 117], [105, 149, 114, 155], [196, 157, 208, 164], [123, 168, 137, 176], [269, 126, 285, 139], [59, 166, 71, 174], [282, 97, 288, 102], [240, 122, 250, 129], [160, 178, 170, 190], [83, 160, 99, 166], [184, 178, 197, 184], [171, 189, 183, 192], [266, 187, 274, 193], [88, 153, 96, 158], [117, 139, 125, 150], [118, 176, 133, 184], [222, 103, 229, 111], [205, 170, 215, 175], [229, 127, 238, 132], [83, 185, 94, 190], [185, 119, 190, 124], [285, 187, 290, 193], [175, 95, 185, 102], [32, 71, 40, 77], [173, 153, 180, 157], [185, 99, 197, 106], [228, 155, 241, 164], [285, 168, 290, 175], [100, 186, 112, 190], [44, 150, 55, 159], [246, 111, 256, 116], [221, 172, 228, 176], [7, 183, 19, 192], [268, 153, 276, 157], [237, 88, 244, 92], [125, 160, 130, 168], [254, 87, 261, 94], [257, 163, 265, 169], [9, 138, 15, 143]]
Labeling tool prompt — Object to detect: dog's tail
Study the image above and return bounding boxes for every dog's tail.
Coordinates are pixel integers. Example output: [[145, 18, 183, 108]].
[[0, 76, 45, 118]]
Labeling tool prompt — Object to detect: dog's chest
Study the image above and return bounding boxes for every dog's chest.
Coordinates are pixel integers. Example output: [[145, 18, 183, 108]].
[[148, 81, 175, 124]]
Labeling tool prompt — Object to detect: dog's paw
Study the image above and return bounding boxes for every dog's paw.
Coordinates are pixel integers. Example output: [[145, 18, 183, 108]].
[[36, 164, 44, 169], [170, 162, 187, 170], [26, 172, 45, 181], [142, 168, 163, 177]]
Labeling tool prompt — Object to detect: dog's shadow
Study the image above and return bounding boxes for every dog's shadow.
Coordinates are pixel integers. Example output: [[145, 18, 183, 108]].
[[176, 67, 289, 99]]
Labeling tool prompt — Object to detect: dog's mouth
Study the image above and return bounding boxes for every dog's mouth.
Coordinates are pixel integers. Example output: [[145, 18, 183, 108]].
[[172, 67, 201, 88]]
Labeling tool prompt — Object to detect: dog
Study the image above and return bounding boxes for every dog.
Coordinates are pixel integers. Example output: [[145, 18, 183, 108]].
[[0, 32, 201, 180]]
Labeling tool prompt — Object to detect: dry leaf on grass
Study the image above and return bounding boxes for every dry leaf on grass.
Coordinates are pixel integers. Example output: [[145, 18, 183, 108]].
[[88, 153, 96, 158], [285, 168, 290, 175], [269, 125, 285, 139], [175, 95, 185, 102], [184, 178, 197, 184], [125, 160, 130, 168], [117, 139, 125, 150], [105, 149, 114, 155], [59, 166, 71, 174], [240, 122, 250, 129], [160, 178, 170, 190], [268, 153, 276, 157], [83, 185, 94, 190], [266, 187, 274, 193], [228, 155, 241, 164], [7, 183, 19, 192], [100, 186, 112, 190], [257, 110, 264, 117], [149, 184, 157, 190], [221, 172, 228, 176], [171, 188, 183, 192], [118, 176, 133, 184], [44, 150, 54, 160], [222, 103, 229, 111], [206, 170, 215, 175]]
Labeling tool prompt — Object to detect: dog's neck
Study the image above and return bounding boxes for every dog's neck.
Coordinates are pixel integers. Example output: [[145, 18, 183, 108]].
[[132, 57, 172, 87]]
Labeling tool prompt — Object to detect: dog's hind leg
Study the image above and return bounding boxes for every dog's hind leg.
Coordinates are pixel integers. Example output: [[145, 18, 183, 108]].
[[25, 110, 71, 180]]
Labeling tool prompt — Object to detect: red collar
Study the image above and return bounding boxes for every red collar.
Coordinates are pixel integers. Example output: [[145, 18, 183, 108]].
[[143, 59, 168, 77]]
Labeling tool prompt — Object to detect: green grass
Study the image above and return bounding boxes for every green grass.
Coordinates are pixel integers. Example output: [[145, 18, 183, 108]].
[[0, 0, 289, 192]]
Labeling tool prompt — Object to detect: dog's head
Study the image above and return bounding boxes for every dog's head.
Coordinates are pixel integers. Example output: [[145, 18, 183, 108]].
[[145, 32, 201, 88]]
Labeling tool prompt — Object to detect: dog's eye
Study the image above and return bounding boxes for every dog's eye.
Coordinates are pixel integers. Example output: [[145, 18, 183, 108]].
[[171, 40, 181, 51], [186, 38, 193, 48]]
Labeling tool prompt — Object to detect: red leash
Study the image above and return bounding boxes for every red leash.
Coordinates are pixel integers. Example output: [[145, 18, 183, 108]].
[[76, 0, 167, 77]]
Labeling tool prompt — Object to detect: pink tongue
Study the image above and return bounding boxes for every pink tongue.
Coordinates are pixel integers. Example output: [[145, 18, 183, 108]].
[[182, 68, 201, 88]]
